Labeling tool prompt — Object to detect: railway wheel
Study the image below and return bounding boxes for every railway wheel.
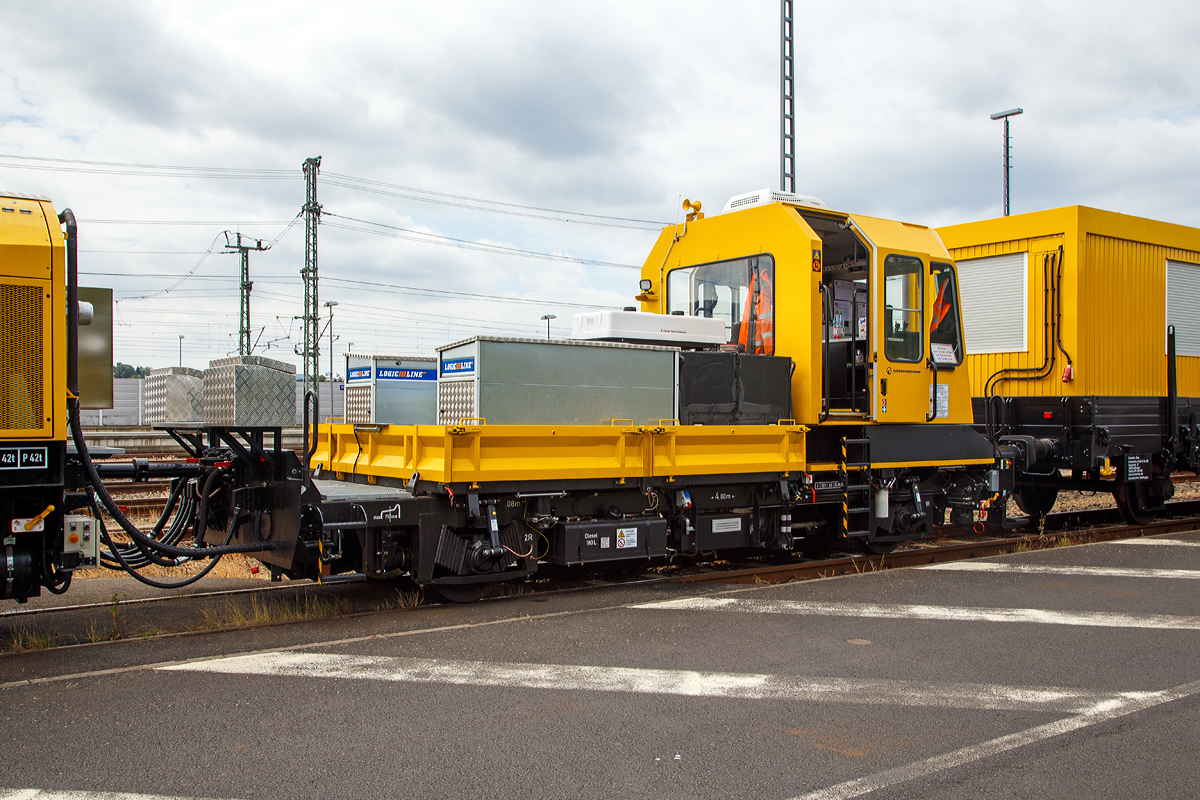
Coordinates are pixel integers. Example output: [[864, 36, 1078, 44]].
[[859, 539, 897, 555], [430, 582, 499, 603], [1014, 485, 1059, 521], [1113, 481, 1155, 526]]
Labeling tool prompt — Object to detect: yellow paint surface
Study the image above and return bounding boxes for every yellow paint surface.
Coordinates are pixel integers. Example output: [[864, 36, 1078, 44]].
[[939, 206, 1200, 397]]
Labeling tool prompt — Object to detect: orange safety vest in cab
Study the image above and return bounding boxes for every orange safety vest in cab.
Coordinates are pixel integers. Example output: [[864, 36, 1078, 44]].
[[737, 269, 774, 355]]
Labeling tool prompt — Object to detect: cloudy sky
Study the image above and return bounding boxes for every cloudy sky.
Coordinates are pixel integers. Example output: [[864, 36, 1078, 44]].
[[2, 0, 1198, 374]]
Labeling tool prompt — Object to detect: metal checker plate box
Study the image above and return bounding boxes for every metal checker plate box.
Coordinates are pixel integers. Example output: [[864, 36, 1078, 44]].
[[203, 356, 296, 427], [145, 367, 204, 425]]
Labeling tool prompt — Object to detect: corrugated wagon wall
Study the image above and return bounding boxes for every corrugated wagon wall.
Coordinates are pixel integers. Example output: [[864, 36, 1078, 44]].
[[952, 231, 1200, 398], [950, 234, 1065, 397], [1080, 234, 1200, 397]]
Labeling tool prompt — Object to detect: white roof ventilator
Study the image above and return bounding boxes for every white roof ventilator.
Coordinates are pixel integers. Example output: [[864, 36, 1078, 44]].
[[719, 188, 828, 214]]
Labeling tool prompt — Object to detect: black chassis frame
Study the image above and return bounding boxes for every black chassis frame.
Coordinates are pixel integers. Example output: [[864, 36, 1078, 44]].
[[0, 439, 66, 600], [123, 422, 1010, 592], [974, 395, 1200, 493]]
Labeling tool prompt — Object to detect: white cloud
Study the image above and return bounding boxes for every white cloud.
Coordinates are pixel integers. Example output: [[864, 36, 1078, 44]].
[[1, 0, 1197, 369]]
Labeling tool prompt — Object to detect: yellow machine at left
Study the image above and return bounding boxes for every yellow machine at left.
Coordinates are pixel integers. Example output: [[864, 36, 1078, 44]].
[[0, 191, 65, 443], [0, 191, 97, 601]]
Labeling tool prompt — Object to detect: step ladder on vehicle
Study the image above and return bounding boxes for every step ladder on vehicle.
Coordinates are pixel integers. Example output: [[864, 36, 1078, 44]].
[[839, 436, 872, 540]]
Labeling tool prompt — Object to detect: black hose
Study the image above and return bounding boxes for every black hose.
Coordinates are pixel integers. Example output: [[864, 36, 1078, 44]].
[[117, 478, 193, 568], [95, 501, 235, 590], [98, 488, 195, 570], [70, 404, 274, 557], [983, 250, 1060, 439], [304, 389, 319, 462], [58, 209, 79, 399], [41, 550, 72, 594], [1052, 245, 1073, 368], [58, 211, 274, 587]]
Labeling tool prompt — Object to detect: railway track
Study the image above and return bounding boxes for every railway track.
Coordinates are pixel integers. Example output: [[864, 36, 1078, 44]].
[[7, 501, 1200, 633]]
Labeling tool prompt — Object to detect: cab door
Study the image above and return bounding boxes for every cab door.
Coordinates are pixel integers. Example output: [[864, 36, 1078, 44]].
[[874, 249, 932, 423]]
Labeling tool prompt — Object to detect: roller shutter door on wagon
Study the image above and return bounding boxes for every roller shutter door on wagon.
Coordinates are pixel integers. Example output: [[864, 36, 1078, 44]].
[[1167, 259, 1200, 357], [955, 252, 1027, 354]]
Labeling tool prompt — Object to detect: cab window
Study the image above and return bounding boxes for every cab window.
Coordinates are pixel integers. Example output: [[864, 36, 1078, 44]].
[[666, 255, 775, 354], [929, 262, 964, 366], [884, 254, 923, 363]]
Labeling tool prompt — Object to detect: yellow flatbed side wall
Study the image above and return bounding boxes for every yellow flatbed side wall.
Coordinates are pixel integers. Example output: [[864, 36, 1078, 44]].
[[310, 423, 808, 485], [939, 206, 1200, 397]]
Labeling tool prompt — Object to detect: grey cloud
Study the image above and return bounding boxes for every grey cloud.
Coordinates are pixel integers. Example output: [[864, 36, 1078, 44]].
[[3, 2, 210, 126]]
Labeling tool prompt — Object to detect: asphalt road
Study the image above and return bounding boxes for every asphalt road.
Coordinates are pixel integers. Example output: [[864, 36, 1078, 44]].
[[2, 532, 1199, 800]]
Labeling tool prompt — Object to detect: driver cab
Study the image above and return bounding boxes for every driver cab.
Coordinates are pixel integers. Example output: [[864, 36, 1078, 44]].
[[805, 211, 968, 425]]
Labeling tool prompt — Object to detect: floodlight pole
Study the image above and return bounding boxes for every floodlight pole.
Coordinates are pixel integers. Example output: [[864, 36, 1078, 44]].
[[323, 301, 338, 418], [541, 314, 556, 340], [990, 108, 1023, 216]]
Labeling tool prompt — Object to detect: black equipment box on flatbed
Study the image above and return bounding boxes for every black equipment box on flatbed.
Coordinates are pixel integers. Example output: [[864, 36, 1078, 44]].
[[678, 352, 793, 426]]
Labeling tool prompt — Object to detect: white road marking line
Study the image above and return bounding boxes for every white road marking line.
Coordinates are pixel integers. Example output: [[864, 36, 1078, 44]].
[[632, 597, 1200, 629], [921, 562, 1200, 579], [790, 676, 1200, 800], [159, 651, 1137, 713], [0, 792, 239, 800], [1113, 538, 1200, 547], [0, 603, 620, 691]]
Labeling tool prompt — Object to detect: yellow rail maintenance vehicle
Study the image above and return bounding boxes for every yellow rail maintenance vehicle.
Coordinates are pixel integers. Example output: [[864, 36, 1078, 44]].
[[310, 189, 1015, 599], [2, 188, 1036, 604]]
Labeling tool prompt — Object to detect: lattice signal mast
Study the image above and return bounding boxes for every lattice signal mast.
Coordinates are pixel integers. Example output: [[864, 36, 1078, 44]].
[[780, 0, 795, 194], [222, 232, 270, 356], [301, 156, 322, 399]]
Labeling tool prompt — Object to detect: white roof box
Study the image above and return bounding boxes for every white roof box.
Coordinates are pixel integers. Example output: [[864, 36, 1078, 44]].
[[721, 188, 828, 214], [571, 310, 726, 348]]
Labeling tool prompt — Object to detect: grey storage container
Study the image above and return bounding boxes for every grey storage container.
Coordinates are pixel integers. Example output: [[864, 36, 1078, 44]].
[[145, 367, 204, 425], [203, 355, 296, 427], [344, 353, 437, 425], [436, 337, 678, 426]]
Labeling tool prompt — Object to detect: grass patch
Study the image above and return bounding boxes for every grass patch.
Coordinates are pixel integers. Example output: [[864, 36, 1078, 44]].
[[3, 623, 56, 653], [199, 592, 349, 629], [85, 592, 128, 642], [372, 585, 425, 612]]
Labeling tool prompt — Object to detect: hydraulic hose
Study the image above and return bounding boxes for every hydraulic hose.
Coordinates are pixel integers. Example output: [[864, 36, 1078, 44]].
[[102, 477, 193, 569], [71, 402, 276, 557], [98, 490, 196, 570], [60, 213, 279, 563], [95, 499, 238, 590], [41, 550, 72, 594]]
